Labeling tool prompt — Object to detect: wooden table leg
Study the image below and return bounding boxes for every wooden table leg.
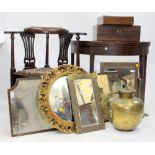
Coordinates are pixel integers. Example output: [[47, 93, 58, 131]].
[[90, 54, 95, 73], [76, 34, 80, 67], [71, 53, 74, 65], [139, 55, 147, 102], [45, 34, 50, 68]]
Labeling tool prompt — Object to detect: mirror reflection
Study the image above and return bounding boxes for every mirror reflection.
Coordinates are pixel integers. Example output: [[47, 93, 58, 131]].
[[49, 76, 73, 121], [74, 79, 99, 127], [119, 68, 135, 89], [106, 68, 136, 92], [9, 79, 52, 136]]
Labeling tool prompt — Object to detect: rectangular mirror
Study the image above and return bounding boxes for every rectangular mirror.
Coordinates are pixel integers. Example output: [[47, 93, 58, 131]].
[[68, 73, 105, 134], [100, 62, 139, 96], [8, 78, 53, 137]]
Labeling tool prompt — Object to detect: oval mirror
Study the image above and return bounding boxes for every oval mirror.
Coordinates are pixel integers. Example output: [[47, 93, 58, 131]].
[[49, 76, 73, 121], [38, 65, 86, 133]]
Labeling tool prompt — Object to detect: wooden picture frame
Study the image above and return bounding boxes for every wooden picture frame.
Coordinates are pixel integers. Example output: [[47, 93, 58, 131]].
[[100, 62, 139, 96], [8, 78, 53, 137], [68, 73, 105, 134]]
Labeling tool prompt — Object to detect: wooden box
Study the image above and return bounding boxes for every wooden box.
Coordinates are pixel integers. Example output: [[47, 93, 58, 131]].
[[97, 16, 134, 25], [93, 25, 141, 42]]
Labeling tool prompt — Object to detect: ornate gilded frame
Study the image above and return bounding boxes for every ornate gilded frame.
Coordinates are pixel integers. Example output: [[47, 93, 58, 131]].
[[68, 73, 105, 134], [38, 65, 86, 133]]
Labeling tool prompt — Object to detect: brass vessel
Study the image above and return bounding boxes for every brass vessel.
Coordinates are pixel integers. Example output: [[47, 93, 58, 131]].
[[109, 88, 144, 131]]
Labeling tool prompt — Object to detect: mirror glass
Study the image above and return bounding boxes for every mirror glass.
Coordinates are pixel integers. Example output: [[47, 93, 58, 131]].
[[101, 63, 138, 94], [8, 79, 52, 136], [106, 68, 136, 92], [118, 68, 135, 89], [49, 76, 73, 121], [110, 68, 135, 88], [74, 79, 99, 127]]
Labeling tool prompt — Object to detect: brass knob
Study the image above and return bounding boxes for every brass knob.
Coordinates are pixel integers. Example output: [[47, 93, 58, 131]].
[[116, 29, 122, 34]]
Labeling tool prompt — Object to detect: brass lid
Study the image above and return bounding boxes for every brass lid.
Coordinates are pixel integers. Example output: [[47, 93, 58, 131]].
[[118, 88, 136, 99]]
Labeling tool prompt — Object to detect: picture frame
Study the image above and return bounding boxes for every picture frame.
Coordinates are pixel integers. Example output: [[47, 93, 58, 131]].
[[100, 62, 139, 96], [8, 78, 53, 137], [68, 73, 105, 134]]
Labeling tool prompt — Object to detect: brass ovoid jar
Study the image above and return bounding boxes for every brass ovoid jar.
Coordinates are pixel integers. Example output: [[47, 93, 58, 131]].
[[109, 88, 144, 131]]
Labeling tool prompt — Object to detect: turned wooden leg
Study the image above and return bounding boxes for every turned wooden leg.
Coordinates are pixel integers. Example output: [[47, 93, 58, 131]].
[[90, 54, 95, 73], [76, 34, 80, 67], [45, 34, 50, 68], [139, 55, 147, 102], [10, 33, 16, 87], [76, 53, 80, 67], [10, 69, 16, 87], [71, 53, 74, 65]]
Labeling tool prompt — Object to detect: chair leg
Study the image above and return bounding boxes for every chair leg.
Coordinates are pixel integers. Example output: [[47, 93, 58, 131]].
[[45, 33, 50, 68], [10, 32, 16, 87], [71, 53, 74, 65], [10, 68, 16, 87]]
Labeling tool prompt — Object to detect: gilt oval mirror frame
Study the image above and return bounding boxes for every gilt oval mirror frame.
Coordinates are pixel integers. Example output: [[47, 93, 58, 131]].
[[38, 65, 86, 133]]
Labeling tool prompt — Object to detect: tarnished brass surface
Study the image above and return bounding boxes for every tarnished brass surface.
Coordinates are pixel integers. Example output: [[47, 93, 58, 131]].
[[109, 88, 144, 131]]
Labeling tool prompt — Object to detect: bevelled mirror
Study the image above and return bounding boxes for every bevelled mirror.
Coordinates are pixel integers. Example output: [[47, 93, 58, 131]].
[[68, 73, 105, 134], [38, 65, 86, 133]]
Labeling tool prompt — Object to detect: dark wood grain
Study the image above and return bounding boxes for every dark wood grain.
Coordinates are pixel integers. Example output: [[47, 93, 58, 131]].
[[10, 33, 16, 87], [20, 32, 36, 69], [93, 25, 140, 42], [71, 41, 150, 55], [45, 34, 50, 68]]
